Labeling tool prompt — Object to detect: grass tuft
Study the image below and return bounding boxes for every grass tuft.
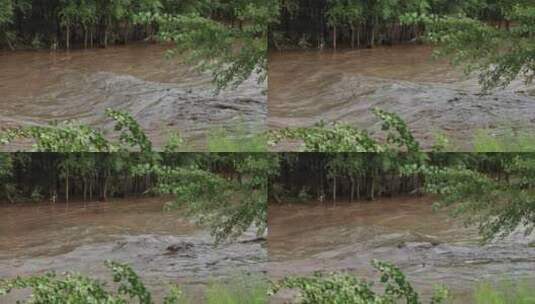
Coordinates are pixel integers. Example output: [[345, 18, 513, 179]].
[[474, 280, 535, 304], [204, 276, 268, 304]]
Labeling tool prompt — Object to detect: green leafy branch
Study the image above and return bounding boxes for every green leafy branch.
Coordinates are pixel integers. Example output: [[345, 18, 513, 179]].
[[268, 108, 420, 152], [0, 109, 157, 152], [0, 261, 182, 304], [270, 259, 450, 304]]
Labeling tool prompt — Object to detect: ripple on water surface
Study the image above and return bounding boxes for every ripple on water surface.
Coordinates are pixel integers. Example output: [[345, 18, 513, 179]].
[[268, 45, 535, 150], [267, 196, 535, 302], [0, 198, 267, 301], [0, 44, 266, 150]]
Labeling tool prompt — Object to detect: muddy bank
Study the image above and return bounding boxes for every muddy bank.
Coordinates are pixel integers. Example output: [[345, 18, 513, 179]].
[[268, 45, 535, 151], [267, 197, 535, 302], [0, 199, 267, 301], [0, 44, 266, 151]]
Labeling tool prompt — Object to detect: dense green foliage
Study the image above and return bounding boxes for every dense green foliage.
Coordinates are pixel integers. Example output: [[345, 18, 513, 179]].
[[273, 0, 533, 49], [269, 122, 381, 152], [0, 0, 162, 49], [273, 0, 517, 49], [270, 259, 449, 304], [0, 153, 15, 202], [0, 153, 156, 203], [1, 0, 274, 49], [0, 261, 182, 303], [271, 153, 427, 203]]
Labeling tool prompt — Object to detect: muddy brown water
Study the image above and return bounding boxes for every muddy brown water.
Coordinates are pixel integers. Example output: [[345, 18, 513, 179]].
[[0, 43, 266, 151], [0, 198, 266, 302], [267, 196, 535, 302], [268, 45, 535, 151]]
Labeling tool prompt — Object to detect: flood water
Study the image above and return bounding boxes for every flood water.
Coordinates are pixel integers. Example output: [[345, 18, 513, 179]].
[[268, 196, 535, 302], [268, 45, 535, 150], [0, 198, 266, 301], [0, 43, 266, 150]]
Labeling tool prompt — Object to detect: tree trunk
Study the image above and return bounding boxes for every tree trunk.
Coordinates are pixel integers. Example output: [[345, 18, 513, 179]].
[[89, 178, 92, 201], [123, 174, 129, 197], [351, 26, 355, 49], [333, 25, 337, 50], [83, 178, 87, 201], [415, 174, 420, 196], [124, 22, 129, 44], [65, 169, 69, 204], [319, 169, 324, 201], [101, 172, 109, 201], [104, 16, 111, 48], [104, 30, 108, 48], [102, 179, 108, 201], [332, 176, 337, 206], [356, 178, 360, 200], [370, 171, 375, 200], [84, 27, 88, 49], [357, 25, 361, 48], [66, 26, 70, 50], [370, 17, 377, 48], [350, 176, 355, 202]]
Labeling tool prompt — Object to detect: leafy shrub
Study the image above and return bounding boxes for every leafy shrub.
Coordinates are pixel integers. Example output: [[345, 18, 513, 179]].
[[0, 121, 112, 152], [270, 260, 450, 304], [29, 186, 44, 202], [268, 108, 420, 152], [0, 261, 181, 304], [268, 121, 381, 152], [0, 109, 154, 152], [106, 109, 153, 152]]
